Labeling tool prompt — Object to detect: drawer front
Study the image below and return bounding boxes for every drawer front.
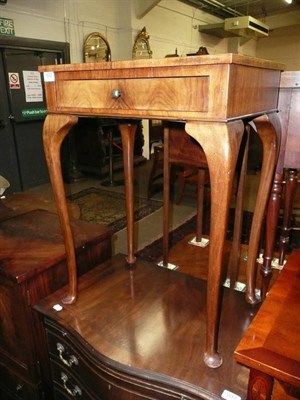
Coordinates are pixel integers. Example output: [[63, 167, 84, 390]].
[[46, 325, 197, 400], [0, 364, 41, 400], [53, 385, 91, 400], [47, 330, 132, 400], [50, 359, 93, 400], [55, 76, 210, 118]]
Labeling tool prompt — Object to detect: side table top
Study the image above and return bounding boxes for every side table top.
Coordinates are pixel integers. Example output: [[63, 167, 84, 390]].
[[234, 250, 300, 388], [38, 53, 285, 122]]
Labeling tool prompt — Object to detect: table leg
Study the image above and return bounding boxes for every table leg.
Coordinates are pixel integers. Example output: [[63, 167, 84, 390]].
[[118, 123, 137, 264], [245, 114, 279, 304], [185, 120, 244, 368], [260, 172, 283, 299], [227, 129, 249, 286], [162, 126, 170, 266], [196, 169, 206, 242], [43, 114, 79, 304], [279, 168, 299, 265]]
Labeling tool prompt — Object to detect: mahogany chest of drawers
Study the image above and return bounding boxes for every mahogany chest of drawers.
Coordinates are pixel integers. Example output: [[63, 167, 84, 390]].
[[0, 209, 112, 400], [35, 254, 259, 400]]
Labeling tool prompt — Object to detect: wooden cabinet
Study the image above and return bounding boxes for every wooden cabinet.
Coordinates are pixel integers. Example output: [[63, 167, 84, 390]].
[[0, 210, 112, 400]]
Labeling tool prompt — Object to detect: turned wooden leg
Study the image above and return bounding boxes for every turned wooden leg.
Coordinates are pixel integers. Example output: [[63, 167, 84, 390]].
[[185, 120, 244, 368], [260, 172, 283, 299], [245, 114, 279, 304], [279, 168, 299, 265], [119, 123, 137, 265], [43, 114, 79, 304]]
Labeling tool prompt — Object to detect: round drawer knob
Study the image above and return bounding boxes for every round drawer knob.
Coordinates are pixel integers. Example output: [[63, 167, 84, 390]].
[[111, 89, 122, 99]]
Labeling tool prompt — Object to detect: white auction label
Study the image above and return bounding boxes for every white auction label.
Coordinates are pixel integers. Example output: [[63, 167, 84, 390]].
[[221, 390, 241, 400], [43, 71, 55, 82]]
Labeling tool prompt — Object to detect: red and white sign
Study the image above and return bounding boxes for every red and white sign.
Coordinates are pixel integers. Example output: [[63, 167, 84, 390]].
[[8, 72, 20, 89]]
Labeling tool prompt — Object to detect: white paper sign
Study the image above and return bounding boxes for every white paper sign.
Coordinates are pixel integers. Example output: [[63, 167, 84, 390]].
[[22, 70, 43, 102], [43, 71, 55, 82]]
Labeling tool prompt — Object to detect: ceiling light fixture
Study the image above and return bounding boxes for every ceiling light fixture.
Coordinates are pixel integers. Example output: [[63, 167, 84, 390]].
[[284, 0, 292, 4]]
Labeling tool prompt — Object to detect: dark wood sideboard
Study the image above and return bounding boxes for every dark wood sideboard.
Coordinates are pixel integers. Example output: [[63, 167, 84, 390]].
[[0, 210, 112, 400]]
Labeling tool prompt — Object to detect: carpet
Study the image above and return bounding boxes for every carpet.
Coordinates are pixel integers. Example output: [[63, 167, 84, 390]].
[[69, 187, 163, 233]]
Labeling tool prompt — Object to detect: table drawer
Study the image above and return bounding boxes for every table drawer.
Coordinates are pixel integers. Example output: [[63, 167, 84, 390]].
[[55, 77, 209, 115]]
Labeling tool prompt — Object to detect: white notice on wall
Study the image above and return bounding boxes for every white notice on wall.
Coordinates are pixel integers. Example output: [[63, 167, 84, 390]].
[[22, 70, 43, 102]]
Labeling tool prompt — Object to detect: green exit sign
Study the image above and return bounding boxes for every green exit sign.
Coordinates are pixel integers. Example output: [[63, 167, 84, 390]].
[[0, 17, 14, 36]]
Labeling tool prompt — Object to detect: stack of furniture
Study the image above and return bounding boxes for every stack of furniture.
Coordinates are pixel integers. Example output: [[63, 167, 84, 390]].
[[38, 54, 283, 375], [255, 71, 300, 300]]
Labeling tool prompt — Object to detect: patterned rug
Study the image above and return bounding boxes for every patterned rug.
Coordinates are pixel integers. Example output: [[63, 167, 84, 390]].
[[69, 187, 163, 233]]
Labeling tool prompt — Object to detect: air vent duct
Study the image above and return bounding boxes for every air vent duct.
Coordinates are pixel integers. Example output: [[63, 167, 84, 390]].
[[198, 16, 269, 38]]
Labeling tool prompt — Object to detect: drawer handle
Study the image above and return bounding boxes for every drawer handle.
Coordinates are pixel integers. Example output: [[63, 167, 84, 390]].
[[111, 89, 122, 99], [57, 342, 79, 367], [61, 372, 82, 397]]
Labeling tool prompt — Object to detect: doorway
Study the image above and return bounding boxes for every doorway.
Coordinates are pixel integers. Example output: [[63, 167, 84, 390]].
[[0, 36, 69, 193]]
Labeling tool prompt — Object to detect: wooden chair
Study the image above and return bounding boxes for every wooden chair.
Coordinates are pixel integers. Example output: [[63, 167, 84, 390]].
[[161, 123, 210, 265], [160, 122, 250, 291], [147, 144, 164, 199], [175, 166, 210, 205]]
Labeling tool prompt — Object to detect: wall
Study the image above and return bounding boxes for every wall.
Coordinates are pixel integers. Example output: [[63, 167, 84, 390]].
[[0, 0, 261, 62], [257, 24, 300, 70], [0, 0, 130, 61], [1, 0, 298, 64], [0, 0, 298, 159]]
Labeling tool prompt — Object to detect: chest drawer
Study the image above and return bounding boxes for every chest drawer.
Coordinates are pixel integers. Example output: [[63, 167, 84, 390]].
[[0, 363, 41, 400], [50, 359, 93, 399], [45, 321, 197, 400], [47, 328, 144, 400]]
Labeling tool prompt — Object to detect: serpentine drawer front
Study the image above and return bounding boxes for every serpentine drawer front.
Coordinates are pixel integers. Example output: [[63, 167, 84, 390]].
[[45, 319, 196, 400]]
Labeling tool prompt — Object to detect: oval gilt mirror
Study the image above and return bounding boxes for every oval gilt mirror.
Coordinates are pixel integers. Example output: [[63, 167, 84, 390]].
[[84, 32, 111, 62]]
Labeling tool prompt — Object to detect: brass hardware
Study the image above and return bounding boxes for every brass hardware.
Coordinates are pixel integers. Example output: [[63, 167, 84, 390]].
[[57, 342, 79, 367], [60, 372, 82, 397]]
